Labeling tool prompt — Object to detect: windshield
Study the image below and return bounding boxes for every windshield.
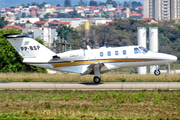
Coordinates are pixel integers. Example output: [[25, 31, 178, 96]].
[[139, 47, 149, 53]]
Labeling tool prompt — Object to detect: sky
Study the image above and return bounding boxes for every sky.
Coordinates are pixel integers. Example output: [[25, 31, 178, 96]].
[[0, 0, 143, 8]]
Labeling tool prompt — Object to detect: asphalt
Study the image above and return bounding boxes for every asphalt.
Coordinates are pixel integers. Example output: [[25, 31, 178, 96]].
[[0, 82, 180, 90]]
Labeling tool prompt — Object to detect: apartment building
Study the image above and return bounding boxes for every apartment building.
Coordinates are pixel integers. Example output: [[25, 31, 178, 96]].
[[143, 0, 180, 20]]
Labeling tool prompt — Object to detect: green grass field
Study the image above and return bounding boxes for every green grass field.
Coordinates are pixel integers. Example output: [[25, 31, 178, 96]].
[[0, 90, 179, 119], [0, 73, 180, 82]]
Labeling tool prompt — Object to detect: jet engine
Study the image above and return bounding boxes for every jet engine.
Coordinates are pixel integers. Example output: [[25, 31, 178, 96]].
[[52, 49, 85, 61]]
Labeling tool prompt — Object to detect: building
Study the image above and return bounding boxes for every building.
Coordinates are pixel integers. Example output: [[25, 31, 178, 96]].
[[33, 28, 57, 46], [143, 0, 180, 20]]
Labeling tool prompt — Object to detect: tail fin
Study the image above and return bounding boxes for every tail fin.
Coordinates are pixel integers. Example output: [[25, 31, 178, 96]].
[[4, 33, 55, 63]]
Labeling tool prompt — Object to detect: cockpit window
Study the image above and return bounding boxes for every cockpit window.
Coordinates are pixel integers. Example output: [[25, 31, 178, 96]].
[[134, 48, 141, 54], [139, 47, 148, 53]]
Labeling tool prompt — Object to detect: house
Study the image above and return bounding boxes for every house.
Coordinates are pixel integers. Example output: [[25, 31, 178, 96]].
[[31, 9, 37, 17], [20, 18, 40, 24], [43, 7, 55, 15], [49, 20, 71, 27], [6, 8, 12, 11], [18, 8, 30, 18], [84, 6, 90, 11], [56, 7, 74, 13], [34, 20, 49, 27], [77, 8, 84, 13], [141, 18, 157, 24], [3, 25, 23, 30]]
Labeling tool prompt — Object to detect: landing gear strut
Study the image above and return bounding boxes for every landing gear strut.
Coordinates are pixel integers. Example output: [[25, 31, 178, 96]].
[[93, 76, 101, 83], [93, 64, 101, 83]]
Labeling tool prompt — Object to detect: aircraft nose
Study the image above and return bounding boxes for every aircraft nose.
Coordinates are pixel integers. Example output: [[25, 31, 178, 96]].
[[167, 55, 177, 62]]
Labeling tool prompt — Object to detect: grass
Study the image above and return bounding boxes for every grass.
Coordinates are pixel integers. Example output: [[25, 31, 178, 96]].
[[0, 90, 179, 119], [0, 73, 180, 82]]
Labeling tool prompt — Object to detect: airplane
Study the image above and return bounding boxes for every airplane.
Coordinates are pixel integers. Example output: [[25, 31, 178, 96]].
[[4, 33, 177, 83]]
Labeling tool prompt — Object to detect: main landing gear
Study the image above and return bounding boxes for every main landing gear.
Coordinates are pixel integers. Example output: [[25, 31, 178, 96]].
[[93, 76, 101, 83], [154, 65, 161, 76], [93, 64, 101, 83]]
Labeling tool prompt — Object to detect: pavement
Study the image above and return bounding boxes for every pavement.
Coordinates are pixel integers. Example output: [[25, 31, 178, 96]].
[[0, 82, 180, 90]]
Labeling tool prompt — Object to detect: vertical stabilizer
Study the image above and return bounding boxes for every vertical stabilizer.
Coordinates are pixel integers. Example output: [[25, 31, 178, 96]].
[[4, 33, 55, 63]]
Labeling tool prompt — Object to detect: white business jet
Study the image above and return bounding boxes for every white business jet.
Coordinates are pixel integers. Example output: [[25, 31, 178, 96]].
[[4, 33, 177, 83]]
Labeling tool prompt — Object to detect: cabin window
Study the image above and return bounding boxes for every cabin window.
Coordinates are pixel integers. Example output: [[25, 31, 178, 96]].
[[107, 51, 111, 56], [100, 52, 103, 57], [134, 48, 141, 54], [115, 51, 119, 55], [123, 50, 126, 55]]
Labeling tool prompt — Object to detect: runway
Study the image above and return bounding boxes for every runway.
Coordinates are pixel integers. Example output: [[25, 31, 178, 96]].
[[0, 82, 180, 90]]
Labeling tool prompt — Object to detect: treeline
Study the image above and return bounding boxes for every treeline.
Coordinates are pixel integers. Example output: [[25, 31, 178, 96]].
[[0, 29, 47, 73], [15, 0, 142, 8]]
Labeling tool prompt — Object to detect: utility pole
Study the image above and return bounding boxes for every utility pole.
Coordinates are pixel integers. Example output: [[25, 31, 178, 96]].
[[56, 38, 72, 53], [62, 38, 65, 52]]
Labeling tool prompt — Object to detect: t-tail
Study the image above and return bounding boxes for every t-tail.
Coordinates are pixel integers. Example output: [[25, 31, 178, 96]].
[[4, 33, 55, 63]]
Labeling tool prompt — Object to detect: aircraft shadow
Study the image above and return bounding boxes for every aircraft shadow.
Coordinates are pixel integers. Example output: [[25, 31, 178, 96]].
[[80, 82, 104, 85]]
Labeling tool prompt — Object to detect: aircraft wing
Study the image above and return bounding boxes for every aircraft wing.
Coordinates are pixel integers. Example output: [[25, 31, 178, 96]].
[[81, 62, 110, 76]]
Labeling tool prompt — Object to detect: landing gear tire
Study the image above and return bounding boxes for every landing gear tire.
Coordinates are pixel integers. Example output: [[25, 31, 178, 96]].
[[154, 70, 161, 76], [93, 76, 101, 83]]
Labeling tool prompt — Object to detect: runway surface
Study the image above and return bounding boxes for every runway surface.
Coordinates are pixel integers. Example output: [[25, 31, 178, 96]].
[[0, 82, 180, 90]]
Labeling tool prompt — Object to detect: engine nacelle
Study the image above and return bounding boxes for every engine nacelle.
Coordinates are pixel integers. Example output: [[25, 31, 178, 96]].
[[56, 49, 85, 61]]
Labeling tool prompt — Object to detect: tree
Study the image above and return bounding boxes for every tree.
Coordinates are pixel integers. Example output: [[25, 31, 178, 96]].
[[0, 29, 47, 73], [64, 0, 72, 7], [67, 32, 84, 49], [102, 12, 109, 18], [78, 0, 87, 6], [99, 2, 105, 6], [137, 2, 142, 6], [37, 2, 47, 9], [20, 4, 26, 8], [123, 2, 129, 7], [56, 4, 61, 7], [112, 1, 117, 8], [26, 20, 31, 23], [89, 0, 98, 6], [132, 1, 138, 8], [10, 6, 15, 9], [106, 0, 113, 4], [31, 2, 37, 6], [27, 3, 30, 7], [0, 16, 8, 28], [56, 25, 74, 39], [16, 17, 20, 20]]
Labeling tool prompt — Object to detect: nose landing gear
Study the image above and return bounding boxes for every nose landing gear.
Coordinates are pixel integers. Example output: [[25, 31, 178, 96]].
[[154, 65, 161, 76], [154, 69, 161, 76]]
